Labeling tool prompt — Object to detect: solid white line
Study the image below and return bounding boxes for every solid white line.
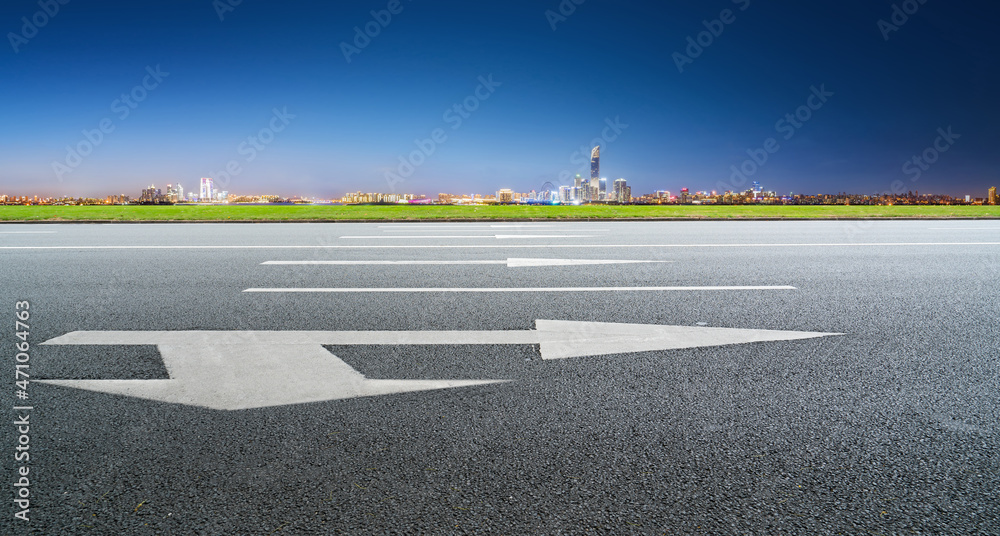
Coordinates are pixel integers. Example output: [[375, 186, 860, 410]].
[[379, 229, 609, 233], [260, 258, 672, 267], [244, 286, 797, 293], [340, 235, 596, 239], [375, 224, 584, 228], [3, 242, 1000, 250], [0, 231, 56, 234], [927, 227, 1000, 230]]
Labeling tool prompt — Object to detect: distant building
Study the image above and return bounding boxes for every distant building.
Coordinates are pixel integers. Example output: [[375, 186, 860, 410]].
[[680, 188, 690, 204], [613, 178, 630, 203], [559, 185, 571, 203], [342, 192, 415, 204], [496, 189, 514, 204], [989, 186, 997, 205], [139, 185, 165, 204], [590, 146, 600, 183], [588, 146, 600, 202], [598, 178, 607, 201], [200, 178, 214, 201]]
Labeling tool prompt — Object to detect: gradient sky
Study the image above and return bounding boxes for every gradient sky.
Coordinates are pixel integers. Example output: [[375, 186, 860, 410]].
[[2, 0, 998, 198]]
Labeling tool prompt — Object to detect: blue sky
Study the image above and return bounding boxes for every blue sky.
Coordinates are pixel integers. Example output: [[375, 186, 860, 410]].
[[2, 0, 998, 198]]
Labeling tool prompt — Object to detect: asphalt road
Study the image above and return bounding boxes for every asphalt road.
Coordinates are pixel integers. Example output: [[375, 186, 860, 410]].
[[2, 220, 998, 535]]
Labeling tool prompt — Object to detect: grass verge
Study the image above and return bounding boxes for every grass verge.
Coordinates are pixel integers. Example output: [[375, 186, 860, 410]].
[[1, 204, 999, 222]]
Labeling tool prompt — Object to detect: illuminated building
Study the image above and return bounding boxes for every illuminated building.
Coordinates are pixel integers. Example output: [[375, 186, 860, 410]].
[[613, 178, 630, 203], [200, 177, 214, 201], [588, 146, 600, 201], [496, 189, 514, 204], [557, 186, 570, 203], [989, 186, 997, 205], [139, 185, 163, 203]]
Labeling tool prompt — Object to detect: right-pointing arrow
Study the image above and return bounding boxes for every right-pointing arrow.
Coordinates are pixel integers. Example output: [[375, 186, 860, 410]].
[[42, 320, 840, 361], [36, 321, 840, 410], [532, 320, 840, 359]]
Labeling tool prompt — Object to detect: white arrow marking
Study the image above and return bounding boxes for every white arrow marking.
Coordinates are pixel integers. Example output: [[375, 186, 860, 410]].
[[38, 321, 839, 410], [260, 258, 671, 268], [38, 341, 505, 411], [340, 235, 596, 239], [244, 285, 795, 293]]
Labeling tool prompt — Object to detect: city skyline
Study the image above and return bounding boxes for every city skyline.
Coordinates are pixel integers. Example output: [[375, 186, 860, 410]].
[[2, 1, 999, 199]]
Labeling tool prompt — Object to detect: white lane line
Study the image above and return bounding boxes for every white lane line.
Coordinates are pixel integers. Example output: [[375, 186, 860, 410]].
[[379, 229, 609, 233], [0, 231, 56, 234], [376, 224, 583, 227], [489, 224, 602, 228], [340, 235, 596, 239], [244, 286, 796, 293], [261, 258, 672, 267], [927, 227, 1000, 230], [4, 242, 1000, 250]]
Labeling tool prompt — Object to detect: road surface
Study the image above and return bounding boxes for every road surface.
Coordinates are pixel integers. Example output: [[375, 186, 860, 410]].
[[2, 220, 998, 534]]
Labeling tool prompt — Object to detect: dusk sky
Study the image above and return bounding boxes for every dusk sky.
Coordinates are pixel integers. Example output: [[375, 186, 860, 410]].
[[2, 0, 998, 198]]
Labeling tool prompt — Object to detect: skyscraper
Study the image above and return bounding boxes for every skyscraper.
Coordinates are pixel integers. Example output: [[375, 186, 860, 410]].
[[989, 186, 997, 205], [200, 178, 214, 201], [613, 178, 630, 203], [598, 178, 607, 201], [590, 146, 600, 182], [588, 146, 600, 202]]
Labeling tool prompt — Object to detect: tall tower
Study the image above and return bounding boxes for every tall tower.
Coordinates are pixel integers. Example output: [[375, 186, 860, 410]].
[[590, 146, 600, 182], [589, 146, 600, 201], [989, 186, 997, 205], [200, 178, 214, 201]]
